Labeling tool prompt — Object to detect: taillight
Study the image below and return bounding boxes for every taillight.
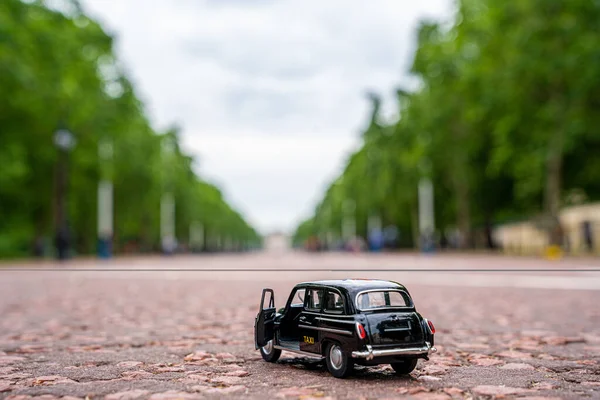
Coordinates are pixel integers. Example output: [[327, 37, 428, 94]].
[[356, 322, 367, 339], [427, 319, 436, 334]]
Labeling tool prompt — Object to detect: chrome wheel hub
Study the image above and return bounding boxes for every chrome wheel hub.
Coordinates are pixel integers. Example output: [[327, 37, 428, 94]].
[[329, 345, 343, 370], [262, 340, 273, 354]]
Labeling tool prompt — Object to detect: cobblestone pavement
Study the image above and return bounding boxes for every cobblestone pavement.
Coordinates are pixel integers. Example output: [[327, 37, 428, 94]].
[[1, 252, 599, 399]]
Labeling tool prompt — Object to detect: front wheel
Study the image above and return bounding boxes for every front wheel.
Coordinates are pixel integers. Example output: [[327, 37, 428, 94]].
[[390, 358, 418, 374], [325, 343, 354, 378], [260, 340, 281, 362]]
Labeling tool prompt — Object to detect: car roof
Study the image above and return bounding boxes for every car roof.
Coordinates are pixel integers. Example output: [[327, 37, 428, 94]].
[[295, 279, 408, 296]]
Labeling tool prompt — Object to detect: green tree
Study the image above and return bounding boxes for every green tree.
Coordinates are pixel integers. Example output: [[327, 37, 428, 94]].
[[0, 0, 260, 258]]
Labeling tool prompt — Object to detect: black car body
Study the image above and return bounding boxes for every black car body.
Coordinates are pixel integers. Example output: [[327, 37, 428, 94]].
[[254, 279, 436, 378]]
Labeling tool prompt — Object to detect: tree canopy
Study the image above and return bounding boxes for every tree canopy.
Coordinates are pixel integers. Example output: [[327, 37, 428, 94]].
[[294, 0, 600, 249], [0, 0, 260, 257]]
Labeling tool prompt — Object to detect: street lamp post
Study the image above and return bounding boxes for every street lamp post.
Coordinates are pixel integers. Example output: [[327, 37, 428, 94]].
[[98, 138, 114, 259], [189, 221, 204, 253], [160, 136, 176, 255], [342, 199, 356, 250], [418, 178, 435, 253], [53, 128, 75, 261]]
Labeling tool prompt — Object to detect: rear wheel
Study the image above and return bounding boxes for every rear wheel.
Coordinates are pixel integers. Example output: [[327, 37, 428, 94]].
[[325, 343, 354, 378], [390, 358, 418, 374], [260, 340, 281, 362]]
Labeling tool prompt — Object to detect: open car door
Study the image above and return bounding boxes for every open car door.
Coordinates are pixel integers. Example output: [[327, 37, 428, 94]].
[[254, 288, 276, 349]]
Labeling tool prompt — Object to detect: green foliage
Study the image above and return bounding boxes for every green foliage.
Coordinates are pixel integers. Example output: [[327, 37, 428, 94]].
[[0, 0, 259, 258], [295, 0, 600, 248]]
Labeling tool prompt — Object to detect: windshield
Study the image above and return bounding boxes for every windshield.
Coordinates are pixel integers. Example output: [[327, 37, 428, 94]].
[[356, 290, 412, 310]]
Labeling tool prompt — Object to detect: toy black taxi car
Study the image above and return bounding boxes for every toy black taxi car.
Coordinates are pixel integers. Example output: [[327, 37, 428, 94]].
[[254, 279, 436, 378]]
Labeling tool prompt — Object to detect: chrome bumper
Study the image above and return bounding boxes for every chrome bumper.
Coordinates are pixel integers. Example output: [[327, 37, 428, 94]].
[[351, 342, 436, 361]]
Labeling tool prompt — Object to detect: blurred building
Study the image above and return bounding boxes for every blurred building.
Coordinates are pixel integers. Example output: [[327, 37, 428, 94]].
[[493, 202, 600, 255], [264, 232, 290, 252]]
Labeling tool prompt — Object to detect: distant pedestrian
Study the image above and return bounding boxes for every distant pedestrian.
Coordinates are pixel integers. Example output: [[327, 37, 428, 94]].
[[440, 233, 448, 249], [55, 227, 70, 261], [383, 226, 399, 249], [485, 221, 496, 250], [33, 236, 44, 258], [583, 221, 594, 252]]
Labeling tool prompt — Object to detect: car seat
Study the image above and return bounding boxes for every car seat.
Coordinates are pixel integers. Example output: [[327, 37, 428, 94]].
[[326, 293, 336, 310]]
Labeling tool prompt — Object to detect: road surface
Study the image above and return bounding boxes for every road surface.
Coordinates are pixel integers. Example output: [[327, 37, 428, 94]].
[[1, 252, 599, 399]]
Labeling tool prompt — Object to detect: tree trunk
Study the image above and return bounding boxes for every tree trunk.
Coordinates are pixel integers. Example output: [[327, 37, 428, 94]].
[[450, 123, 472, 249], [453, 174, 472, 249], [450, 136, 472, 249], [410, 200, 419, 249], [484, 215, 496, 250], [545, 129, 564, 246]]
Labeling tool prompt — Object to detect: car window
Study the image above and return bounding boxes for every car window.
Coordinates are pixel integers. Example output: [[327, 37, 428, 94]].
[[357, 291, 410, 310], [261, 290, 274, 310], [290, 288, 306, 307], [324, 291, 344, 314], [305, 288, 323, 311]]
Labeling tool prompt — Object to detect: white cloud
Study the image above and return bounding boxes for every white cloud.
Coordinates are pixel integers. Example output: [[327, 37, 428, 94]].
[[187, 132, 362, 231], [80, 0, 454, 234]]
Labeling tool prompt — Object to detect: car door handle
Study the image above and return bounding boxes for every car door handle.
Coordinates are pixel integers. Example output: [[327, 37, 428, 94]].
[[299, 316, 307, 322]]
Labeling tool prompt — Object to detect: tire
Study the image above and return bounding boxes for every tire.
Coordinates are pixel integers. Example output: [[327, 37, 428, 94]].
[[390, 358, 418, 374], [325, 342, 354, 378], [260, 340, 281, 362]]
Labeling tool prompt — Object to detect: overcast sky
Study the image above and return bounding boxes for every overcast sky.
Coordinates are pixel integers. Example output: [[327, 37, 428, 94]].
[[80, 0, 454, 235]]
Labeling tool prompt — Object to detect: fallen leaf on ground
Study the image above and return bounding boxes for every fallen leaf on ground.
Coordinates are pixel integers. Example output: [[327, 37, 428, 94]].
[[276, 387, 319, 397], [116, 361, 143, 368], [105, 390, 150, 400], [216, 353, 236, 360], [442, 387, 464, 396], [120, 370, 154, 380], [199, 385, 246, 394], [577, 360, 596, 367], [224, 370, 249, 377], [0, 383, 12, 392], [421, 365, 449, 375], [543, 336, 585, 346], [16, 345, 46, 354], [471, 357, 504, 366], [537, 354, 556, 360], [500, 363, 535, 370], [472, 385, 533, 396], [154, 366, 185, 373], [33, 375, 76, 386], [496, 350, 533, 359], [582, 333, 600, 343], [431, 356, 461, 367], [581, 381, 600, 386], [454, 343, 490, 350], [413, 393, 451, 400], [184, 351, 212, 362], [0, 367, 16, 375], [210, 375, 243, 385], [0, 357, 25, 366], [533, 382, 556, 390], [517, 397, 562, 400], [148, 391, 202, 400], [521, 330, 554, 338], [418, 375, 442, 382], [468, 353, 504, 366], [509, 338, 540, 351]]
